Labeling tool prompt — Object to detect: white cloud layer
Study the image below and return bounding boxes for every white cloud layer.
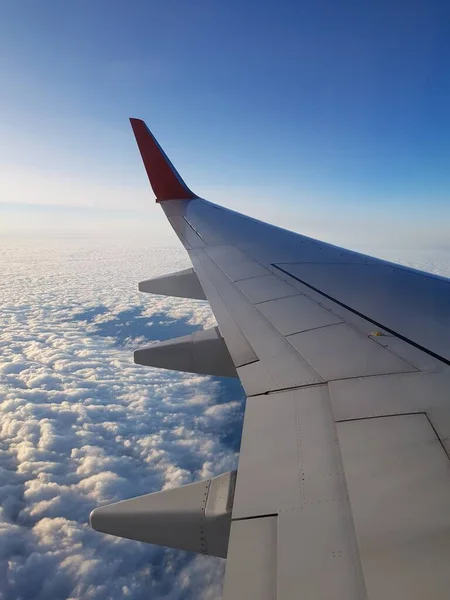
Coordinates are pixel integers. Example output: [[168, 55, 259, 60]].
[[1, 234, 449, 600], [0, 240, 244, 599]]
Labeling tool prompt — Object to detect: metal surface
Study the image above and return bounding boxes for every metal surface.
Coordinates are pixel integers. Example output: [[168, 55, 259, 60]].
[[277, 506, 366, 600], [177, 195, 450, 365], [222, 517, 277, 600], [204, 470, 237, 557], [138, 267, 206, 300], [276, 261, 450, 363], [329, 371, 450, 421], [206, 245, 270, 281], [287, 322, 416, 380], [230, 386, 367, 598], [338, 415, 450, 599], [192, 249, 324, 392], [161, 197, 450, 598], [232, 390, 305, 517], [169, 216, 205, 248], [190, 253, 258, 367], [90, 471, 236, 558], [236, 274, 298, 304], [236, 360, 277, 396], [90, 478, 211, 553], [134, 326, 237, 378], [257, 293, 342, 336]]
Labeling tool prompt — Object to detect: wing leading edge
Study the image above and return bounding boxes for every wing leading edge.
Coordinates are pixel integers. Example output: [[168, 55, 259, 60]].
[[92, 120, 450, 600]]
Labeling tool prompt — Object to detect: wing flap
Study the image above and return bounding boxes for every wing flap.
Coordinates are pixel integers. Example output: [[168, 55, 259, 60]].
[[223, 517, 277, 600], [338, 414, 450, 598]]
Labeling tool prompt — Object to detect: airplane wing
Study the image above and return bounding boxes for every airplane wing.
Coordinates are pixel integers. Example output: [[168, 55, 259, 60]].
[[91, 119, 450, 600]]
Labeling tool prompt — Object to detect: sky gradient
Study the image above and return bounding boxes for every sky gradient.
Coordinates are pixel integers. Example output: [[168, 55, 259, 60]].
[[1, 0, 449, 250]]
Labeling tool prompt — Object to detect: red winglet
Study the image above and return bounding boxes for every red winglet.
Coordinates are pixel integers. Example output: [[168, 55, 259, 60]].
[[129, 118, 198, 202]]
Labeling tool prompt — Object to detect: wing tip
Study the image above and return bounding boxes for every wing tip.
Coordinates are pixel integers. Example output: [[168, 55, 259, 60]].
[[129, 117, 198, 202], [129, 117, 144, 127]]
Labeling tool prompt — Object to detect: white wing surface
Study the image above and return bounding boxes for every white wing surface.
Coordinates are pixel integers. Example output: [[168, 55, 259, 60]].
[[91, 119, 450, 600]]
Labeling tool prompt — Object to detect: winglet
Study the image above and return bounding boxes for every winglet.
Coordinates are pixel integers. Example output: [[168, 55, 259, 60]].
[[129, 118, 198, 202]]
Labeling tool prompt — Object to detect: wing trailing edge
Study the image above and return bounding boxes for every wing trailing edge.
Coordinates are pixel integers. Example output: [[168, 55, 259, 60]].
[[129, 118, 198, 201]]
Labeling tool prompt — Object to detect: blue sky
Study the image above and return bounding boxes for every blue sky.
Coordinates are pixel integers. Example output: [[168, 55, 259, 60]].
[[1, 0, 449, 250]]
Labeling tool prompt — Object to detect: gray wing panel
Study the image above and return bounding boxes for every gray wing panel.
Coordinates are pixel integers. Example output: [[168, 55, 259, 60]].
[[223, 517, 277, 600], [190, 249, 325, 394], [182, 198, 450, 365], [275, 261, 450, 364], [338, 414, 450, 599], [229, 386, 367, 599]]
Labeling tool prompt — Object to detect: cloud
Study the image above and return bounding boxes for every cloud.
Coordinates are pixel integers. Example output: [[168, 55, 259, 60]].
[[1, 231, 449, 600], [0, 239, 244, 599]]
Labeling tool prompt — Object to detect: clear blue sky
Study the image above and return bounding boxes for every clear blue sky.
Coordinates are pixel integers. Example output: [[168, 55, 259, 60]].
[[1, 0, 449, 250]]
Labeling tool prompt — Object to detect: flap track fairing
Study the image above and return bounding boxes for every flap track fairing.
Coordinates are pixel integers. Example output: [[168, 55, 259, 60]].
[[134, 326, 238, 378], [90, 470, 237, 558], [139, 267, 206, 300]]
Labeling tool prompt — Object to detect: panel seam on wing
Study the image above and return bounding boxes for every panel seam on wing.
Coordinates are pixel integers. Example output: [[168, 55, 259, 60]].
[[272, 263, 443, 369], [194, 250, 324, 388]]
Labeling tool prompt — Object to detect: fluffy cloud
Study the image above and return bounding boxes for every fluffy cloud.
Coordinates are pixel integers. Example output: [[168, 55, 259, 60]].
[[0, 240, 244, 599], [2, 235, 449, 600]]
